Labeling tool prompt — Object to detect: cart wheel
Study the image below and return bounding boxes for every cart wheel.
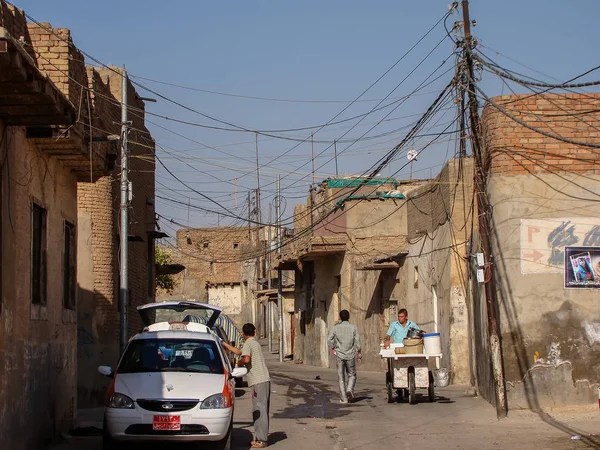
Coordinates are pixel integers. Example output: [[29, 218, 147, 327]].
[[386, 372, 394, 404], [428, 371, 435, 402], [408, 370, 416, 405]]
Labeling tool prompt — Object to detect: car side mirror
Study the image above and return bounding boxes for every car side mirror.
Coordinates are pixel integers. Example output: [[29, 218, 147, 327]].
[[230, 367, 247, 379], [97, 365, 114, 378]]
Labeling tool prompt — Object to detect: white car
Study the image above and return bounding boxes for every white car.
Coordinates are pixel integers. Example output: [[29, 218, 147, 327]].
[[98, 301, 247, 450]]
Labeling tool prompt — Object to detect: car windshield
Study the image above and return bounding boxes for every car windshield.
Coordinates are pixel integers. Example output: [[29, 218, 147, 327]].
[[118, 339, 224, 374]]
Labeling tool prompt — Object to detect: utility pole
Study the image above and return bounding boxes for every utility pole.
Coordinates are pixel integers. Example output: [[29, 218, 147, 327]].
[[311, 133, 315, 187], [119, 68, 130, 355], [233, 177, 237, 208], [247, 191, 251, 239], [267, 205, 272, 352], [276, 175, 284, 362], [458, 82, 467, 158], [187, 198, 191, 227], [255, 133, 261, 223], [333, 139, 339, 178], [461, 0, 507, 419]]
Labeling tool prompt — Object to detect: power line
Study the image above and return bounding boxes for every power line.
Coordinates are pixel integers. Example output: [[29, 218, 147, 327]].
[[257, 46, 457, 192], [470, 80, 600, 149], [156, 78, 459, 263], [129, 73, 449, 105], [477, 54, 600, 89]]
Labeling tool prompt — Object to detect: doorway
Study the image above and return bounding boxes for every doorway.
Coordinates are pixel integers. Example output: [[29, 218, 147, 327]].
[[261, 302, 267, 338]]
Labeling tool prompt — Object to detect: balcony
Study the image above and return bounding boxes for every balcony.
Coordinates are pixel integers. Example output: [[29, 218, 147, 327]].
[[0, 27, 110, 181], [0, 27, 74, 126]]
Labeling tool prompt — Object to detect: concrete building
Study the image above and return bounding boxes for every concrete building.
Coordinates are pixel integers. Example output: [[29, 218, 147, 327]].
[[256, 286, 295, 356], [278, 94, 600, 413], [403, 158, 475, 386], [475, 93, 600, 409], [278, 177, 421, 370]]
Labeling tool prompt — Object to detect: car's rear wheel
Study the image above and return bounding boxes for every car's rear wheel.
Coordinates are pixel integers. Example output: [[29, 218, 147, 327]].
[[212, 419, 233, 450]]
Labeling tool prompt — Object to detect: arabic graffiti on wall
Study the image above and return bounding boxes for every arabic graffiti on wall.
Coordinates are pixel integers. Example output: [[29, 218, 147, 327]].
[[520, 218, 600, 274]]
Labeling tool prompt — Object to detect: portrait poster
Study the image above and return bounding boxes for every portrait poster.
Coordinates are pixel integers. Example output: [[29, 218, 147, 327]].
[[564, 246, 600, 289]]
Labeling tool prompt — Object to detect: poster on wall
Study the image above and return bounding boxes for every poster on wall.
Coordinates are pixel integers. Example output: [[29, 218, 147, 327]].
[[564, 246, 600, 289], [520, 218, 600, 274]]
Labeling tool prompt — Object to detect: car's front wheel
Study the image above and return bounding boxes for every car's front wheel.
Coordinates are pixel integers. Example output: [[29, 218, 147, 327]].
[[212, 420, 233, 450], [102, 420, 124, 450]]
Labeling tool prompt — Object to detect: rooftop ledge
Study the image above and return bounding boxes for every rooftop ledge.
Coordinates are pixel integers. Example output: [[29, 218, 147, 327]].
[[0, 27, 75, 126]]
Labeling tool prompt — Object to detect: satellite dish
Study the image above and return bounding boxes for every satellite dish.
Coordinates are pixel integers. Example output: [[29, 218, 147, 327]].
[[407, 149, 418, 162]]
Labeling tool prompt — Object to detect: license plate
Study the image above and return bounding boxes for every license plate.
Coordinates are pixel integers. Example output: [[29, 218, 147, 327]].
[[176, 349, 193, 358], [153, 415, 181, 431]]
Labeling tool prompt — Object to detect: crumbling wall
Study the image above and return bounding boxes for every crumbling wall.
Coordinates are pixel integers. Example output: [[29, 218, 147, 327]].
[[482, 94, 600, 409]]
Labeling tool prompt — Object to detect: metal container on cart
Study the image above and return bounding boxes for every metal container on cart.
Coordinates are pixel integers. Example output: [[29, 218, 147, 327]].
[[380, 344, 442, 405]]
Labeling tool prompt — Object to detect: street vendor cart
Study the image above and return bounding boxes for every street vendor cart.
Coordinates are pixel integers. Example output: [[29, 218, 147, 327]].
[[379, 345, 442, 405]]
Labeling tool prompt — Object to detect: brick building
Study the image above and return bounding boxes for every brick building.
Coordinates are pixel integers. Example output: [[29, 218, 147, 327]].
[[157, 226, 265, 327], [76, 67, 156, 408], [0, 3, 93, 448], [474, 93, 600, 409], [0, 3, 156, 447]]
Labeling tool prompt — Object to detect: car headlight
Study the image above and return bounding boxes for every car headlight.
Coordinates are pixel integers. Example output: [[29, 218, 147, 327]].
[[200, 393, 228, 409], [109, 393, 135, 409]]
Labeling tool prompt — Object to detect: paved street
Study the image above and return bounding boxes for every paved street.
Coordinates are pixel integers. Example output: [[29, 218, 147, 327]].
[[48, 342, 600, 450]]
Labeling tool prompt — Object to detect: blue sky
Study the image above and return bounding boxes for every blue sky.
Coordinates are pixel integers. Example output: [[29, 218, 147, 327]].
[[15, 0, 600, 233]]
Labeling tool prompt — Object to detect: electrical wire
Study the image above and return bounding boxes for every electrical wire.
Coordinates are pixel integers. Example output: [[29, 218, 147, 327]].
[[469, 80, 600, 149], [129, 73, 445, 105]]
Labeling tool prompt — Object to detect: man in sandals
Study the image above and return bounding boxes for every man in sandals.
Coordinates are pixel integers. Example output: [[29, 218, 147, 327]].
[[328, 310, 362, 404], [223, 323, 270, 448]]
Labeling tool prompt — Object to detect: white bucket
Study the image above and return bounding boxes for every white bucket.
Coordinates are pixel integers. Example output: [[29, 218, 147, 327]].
[[423, 332, 441, 355], [433, 368, 450, 387]]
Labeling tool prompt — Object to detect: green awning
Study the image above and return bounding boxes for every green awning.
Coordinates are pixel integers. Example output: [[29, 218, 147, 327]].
[[326, 177, 398, 188]]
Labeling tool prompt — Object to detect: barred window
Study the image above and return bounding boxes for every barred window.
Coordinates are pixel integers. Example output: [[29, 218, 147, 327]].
[[63, 221, 76, 310], [32, 203, 47, 305]]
